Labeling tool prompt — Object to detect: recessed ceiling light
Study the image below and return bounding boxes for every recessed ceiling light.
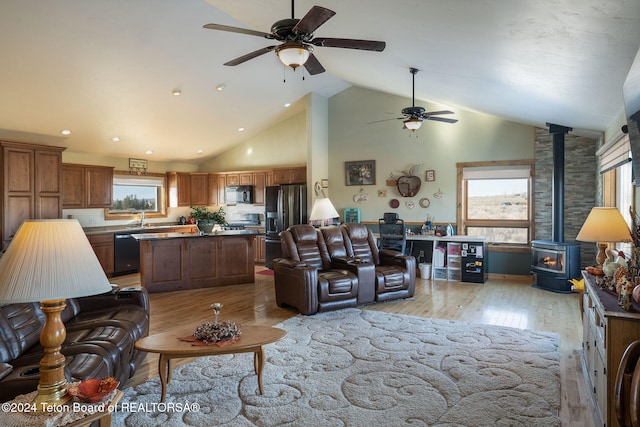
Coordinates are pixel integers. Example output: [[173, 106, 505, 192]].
[[284, 102, 291, 108], [216, 84, 225, 92], [111, 137, 121, 142], [172, 89, 182, 96], [197, 149, 204, 154], [145, 150, 153, 155], [61, 129, 71, 135], [238, 127, 246, 132]]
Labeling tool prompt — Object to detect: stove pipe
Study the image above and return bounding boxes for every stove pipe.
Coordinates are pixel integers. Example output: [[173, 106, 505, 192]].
[[546, 123, 573, 242]]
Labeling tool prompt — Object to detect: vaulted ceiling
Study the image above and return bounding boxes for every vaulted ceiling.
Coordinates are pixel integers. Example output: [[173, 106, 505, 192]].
[[1, 0, 639, 162]]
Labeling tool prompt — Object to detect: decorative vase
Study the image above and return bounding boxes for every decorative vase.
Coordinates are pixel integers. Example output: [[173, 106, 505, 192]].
[[197, 220, 215, 235]]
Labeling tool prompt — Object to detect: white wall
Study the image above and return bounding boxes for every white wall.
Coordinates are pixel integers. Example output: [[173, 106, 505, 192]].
[[328, 86, 536, 224], [200, 111, 307, 172]]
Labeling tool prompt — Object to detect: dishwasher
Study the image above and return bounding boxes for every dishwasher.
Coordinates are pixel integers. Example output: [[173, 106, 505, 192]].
[[113, 231, 141, 276]]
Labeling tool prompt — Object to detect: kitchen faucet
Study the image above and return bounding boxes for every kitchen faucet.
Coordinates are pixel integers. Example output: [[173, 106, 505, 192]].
[[139, 211, 146, 227]]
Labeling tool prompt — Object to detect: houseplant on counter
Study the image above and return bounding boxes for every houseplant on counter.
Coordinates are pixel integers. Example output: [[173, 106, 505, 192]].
[[190, 206, 226, 234]]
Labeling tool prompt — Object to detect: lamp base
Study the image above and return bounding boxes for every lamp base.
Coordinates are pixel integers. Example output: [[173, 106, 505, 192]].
[[33, 299, 70, 411], [595, 242, 608, 266]]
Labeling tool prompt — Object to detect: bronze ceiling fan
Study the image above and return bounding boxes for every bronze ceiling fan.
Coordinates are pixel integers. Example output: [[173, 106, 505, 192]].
[[203, 1, 386, 75], [373, 68, 458, 131]]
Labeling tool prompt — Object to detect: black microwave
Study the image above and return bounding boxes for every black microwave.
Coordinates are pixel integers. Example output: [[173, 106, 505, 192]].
[[225, 185, 253, 204]]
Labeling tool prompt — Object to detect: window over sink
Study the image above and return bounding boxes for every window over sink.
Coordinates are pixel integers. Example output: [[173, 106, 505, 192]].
[[104, 172, 167, 220]]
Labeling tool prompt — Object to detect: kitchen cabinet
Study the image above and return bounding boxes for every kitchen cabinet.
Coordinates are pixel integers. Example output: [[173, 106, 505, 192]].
[[217, 174, 226, 205], [254, 234, 266, 263], [582, 272, 640, 427], [239, 173, 252, 185], [62, 163, 113, 208], [208, 174, 219, 206], [252, 172, 266, 206], [190, 173, 209, 206], [1, 141, 65, 249], [88, 233, 114, 276], [226, 174, 239, 185], [271, 167, 307, 185], [167, 172, 191, 207]]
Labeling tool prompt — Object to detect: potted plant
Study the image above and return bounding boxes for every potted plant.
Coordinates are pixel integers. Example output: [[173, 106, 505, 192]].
[[190, 206, 226, 234]]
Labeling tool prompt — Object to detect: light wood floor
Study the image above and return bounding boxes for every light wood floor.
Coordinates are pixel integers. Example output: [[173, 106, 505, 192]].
[[111, 270, 595, 427]]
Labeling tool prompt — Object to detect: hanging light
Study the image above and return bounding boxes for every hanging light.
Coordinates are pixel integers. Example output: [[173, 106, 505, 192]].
[[276, 43, 312, 69], [403, 118, 423, 131]]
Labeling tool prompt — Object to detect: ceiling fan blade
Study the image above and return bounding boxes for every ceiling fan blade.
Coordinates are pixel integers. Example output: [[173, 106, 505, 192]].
[[426, 116, 459, 124], [367, 117, 404, 124], [224, 46, 276, 66], [423, 110, 455, 116], [304, 54, 325, 75], [203, 23, 273, 39], [311, 37, 386, 52], [293, 6, 335, 35]]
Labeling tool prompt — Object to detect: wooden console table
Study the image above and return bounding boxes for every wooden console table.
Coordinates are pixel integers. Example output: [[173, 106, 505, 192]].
[[581, 271, 640, 427]]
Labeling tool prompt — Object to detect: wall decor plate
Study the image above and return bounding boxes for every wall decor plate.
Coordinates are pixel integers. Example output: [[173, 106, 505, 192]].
[[419, 197, 430, 208], [406, 200, 415, 209], [389, 199, 399, 208]]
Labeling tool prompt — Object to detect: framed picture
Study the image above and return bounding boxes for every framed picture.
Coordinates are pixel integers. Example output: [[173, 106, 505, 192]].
[[425, 170, 436, 182], [345, 160, 376, 186]]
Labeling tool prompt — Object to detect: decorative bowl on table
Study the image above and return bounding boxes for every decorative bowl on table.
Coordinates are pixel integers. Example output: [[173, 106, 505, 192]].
[[67, 377, 119, 403]]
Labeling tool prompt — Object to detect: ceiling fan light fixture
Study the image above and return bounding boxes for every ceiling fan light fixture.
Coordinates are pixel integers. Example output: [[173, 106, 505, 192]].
[[404, 118, 423, 131], [276, 43, 312, 69]]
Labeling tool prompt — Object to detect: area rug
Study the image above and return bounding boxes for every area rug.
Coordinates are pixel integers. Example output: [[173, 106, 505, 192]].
[[256, 269, 274, 276], [113, 308, 560, 426]]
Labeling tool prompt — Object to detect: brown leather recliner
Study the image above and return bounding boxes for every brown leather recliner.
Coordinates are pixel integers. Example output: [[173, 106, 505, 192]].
[[341, 223, 416, 302], [274, 224, 359, 315]]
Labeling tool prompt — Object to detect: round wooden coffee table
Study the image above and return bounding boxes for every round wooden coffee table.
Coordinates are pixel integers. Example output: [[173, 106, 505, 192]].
[[135, 325, 286, 402]]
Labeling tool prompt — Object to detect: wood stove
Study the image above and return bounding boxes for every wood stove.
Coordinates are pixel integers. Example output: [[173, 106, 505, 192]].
[[531, 240, 581, 292], [531, 123, 582, 293]]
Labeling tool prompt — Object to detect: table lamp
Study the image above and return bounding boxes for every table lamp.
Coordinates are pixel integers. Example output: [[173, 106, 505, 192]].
[[309, 197, 339, 227], [0, 219, 112, 409], [576, 207, 632, 266]]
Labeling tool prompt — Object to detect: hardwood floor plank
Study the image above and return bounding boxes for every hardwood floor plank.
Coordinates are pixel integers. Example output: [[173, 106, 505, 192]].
[[110, 270, 595, 426]]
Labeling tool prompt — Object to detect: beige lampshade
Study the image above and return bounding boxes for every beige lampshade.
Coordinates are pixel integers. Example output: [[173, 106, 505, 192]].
[[309, 197, 339, 225], [0, 219, 112, 303], [576, 207, 632, 243]]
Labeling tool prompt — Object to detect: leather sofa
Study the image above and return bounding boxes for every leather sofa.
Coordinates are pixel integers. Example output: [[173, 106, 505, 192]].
[[0, 286, 149, 402], [274, 224, 415, 315]]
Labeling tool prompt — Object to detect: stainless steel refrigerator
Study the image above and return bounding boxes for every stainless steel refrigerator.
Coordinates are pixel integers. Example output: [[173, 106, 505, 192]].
[[265, 184, 307, 268]]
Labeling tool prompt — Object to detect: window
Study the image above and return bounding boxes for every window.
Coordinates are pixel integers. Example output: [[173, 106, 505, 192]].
[[457, 161, 533, 244], [104, 172, 167, 220]]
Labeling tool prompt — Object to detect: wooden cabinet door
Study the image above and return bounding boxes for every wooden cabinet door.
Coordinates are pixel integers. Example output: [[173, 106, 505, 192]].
[[3, 146, 34, 247], [271, 169, 290, 185], [254, 234, 266, 263], [290, 167, 306, 184], [239, 173, 253, 185], [89, 233, 114, 276], [190, 173, 209, 206], [226, 174, 239, 185], [62, 164, 86, 208], [217, 174, 226, 205], [208, 174, 218, 206], [252, 172, 266, 205], [176, 172, 191, 206], [35, 150, 62, 218], [86, 166, 113, 208]]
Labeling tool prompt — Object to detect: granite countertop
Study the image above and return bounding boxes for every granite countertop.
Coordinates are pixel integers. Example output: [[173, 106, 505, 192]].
[[133, 229, 263, 240], [83, 223, 195, 235]]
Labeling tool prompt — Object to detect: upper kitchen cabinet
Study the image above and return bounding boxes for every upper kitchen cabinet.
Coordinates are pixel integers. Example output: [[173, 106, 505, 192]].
[[167, 172, 191, 207], [269, 167, 307, 185], [252, 172, 266, 205], [1, 141, 65, 248], [190, 173, 209, 206], [62, 164, 114, 208]]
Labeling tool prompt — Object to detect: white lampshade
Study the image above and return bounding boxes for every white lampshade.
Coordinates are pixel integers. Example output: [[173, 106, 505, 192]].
[[276, 43, 311, 69], [0, 219, 112, 303], [576, 207, 632, 265], [404, 118, 423, 130], [309, 198, 339, 227]]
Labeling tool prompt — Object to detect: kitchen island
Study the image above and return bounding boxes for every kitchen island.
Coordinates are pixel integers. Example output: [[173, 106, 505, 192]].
[[133, 230, 260, 293]]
